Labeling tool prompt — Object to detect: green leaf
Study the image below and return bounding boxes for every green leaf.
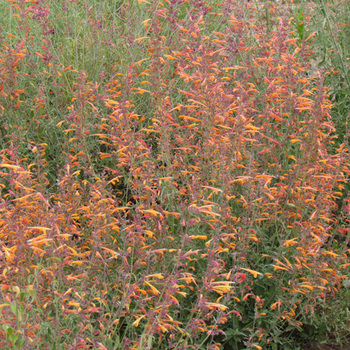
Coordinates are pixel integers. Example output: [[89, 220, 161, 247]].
[[4, 325, 14, 337], [9, 334, 19, 345], [10, 302, 18, 316]]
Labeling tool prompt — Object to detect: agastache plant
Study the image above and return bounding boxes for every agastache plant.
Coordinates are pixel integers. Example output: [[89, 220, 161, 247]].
[[0, 0, 349, 349]]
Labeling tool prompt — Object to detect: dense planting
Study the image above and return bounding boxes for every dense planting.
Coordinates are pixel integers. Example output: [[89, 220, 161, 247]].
[[0, 0, 349, 349]]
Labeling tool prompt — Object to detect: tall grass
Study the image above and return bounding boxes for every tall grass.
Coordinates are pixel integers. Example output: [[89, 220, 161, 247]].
[[0, 0, 349, 349]]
